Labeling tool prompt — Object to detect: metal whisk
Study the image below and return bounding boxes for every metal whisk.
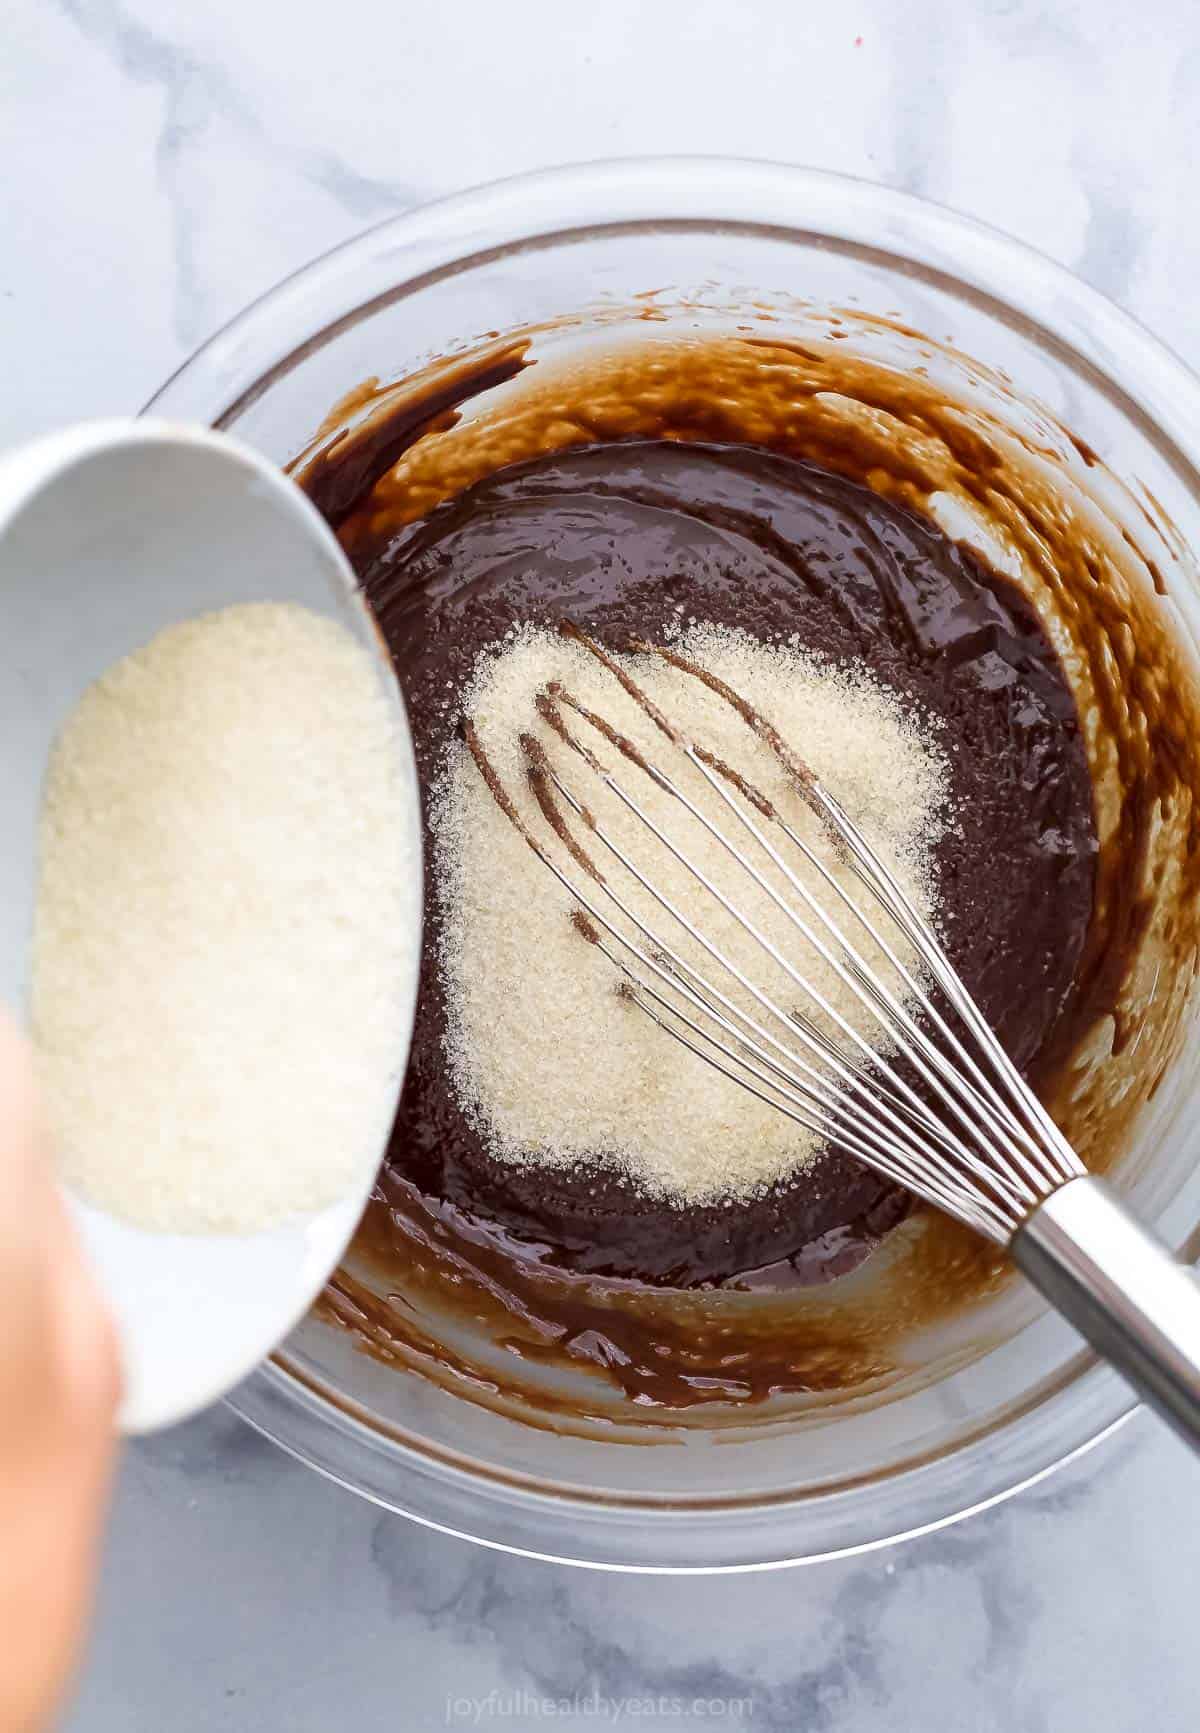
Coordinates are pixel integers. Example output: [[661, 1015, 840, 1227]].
[[466, 623, 1200, 1452]]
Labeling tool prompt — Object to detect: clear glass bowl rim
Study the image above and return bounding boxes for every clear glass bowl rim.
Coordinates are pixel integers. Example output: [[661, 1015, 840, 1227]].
[[144, 157, 1200, 1571]]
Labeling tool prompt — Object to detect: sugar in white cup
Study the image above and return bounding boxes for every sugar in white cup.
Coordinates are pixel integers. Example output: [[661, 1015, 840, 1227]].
[[0, 419, 423, 1433]]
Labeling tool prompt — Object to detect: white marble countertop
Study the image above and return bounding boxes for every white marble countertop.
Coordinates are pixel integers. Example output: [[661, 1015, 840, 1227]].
[[6, 0, 1200, 1726]]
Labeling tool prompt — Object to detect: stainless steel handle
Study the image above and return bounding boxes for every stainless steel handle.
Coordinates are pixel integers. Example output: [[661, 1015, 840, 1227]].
[[1013, 1174, 1200, 1454]]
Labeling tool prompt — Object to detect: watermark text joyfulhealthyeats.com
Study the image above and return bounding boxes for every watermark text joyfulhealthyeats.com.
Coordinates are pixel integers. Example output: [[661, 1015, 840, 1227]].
[[444, 1688, 756, 1723]]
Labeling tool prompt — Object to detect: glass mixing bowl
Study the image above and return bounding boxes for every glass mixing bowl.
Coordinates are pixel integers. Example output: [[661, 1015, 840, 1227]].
[[145, 159, 1200, 1569]]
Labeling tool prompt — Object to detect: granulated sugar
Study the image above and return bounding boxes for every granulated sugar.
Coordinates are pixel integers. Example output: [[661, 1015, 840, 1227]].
[[31, 602, 419, 1236], [433, 621, 955, 1205]]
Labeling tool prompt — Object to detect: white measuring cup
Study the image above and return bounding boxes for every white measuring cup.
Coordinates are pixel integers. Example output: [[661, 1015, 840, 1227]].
[[0, 419, 422, 1432]]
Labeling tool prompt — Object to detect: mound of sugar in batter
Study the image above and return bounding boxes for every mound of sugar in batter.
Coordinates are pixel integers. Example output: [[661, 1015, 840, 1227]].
[[434, 621, 954, 1204]]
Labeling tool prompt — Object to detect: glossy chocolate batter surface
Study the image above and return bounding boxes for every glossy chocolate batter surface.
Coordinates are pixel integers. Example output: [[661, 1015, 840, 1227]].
[[353, 438, 1096, 1287], [294, 325, 1200, 1414]]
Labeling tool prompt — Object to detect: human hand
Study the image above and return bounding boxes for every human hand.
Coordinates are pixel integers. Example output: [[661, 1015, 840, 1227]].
[[0, 1011, 120, 1733]]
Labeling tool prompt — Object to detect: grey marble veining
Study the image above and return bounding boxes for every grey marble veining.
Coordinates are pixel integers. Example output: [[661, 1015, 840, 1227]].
[[74, 1413, 1200, 1730], [6, 0, 1200, 1726], [48, 0, 425, 348]]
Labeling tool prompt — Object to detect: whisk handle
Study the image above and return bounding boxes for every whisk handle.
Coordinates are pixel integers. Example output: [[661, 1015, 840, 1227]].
[[1014, 1174, 1200, 1455]]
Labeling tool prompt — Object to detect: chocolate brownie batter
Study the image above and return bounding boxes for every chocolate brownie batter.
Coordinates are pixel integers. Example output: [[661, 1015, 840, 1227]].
[[293, 327, 1200, 1412], [357, 440, 1095, 1286]]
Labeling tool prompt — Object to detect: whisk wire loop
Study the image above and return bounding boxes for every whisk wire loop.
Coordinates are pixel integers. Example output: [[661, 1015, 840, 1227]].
[[462, 626, 1200, 1454]]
